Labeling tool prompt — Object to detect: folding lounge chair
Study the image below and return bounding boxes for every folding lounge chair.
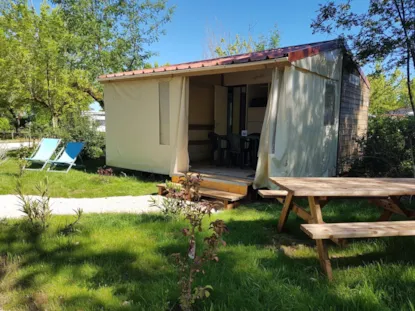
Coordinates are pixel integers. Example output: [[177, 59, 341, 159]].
[[24, 138, 61, 171], [47, 142, 85, 173]]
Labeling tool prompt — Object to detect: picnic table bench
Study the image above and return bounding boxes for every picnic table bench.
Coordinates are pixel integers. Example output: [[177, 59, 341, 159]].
[[266, 177, 415, 280]]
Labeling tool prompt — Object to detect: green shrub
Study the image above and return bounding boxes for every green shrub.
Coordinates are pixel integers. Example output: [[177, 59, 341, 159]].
[[349, 116, 415, 177], [0, 117, 11, 131], [16, 177, 52, 230], [33, 115, 105, 160]]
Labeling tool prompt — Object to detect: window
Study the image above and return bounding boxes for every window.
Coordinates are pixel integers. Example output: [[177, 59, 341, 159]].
[[159, 81, 170, 145], [248, 83, 268, 107], [324, 82, 335, 126]]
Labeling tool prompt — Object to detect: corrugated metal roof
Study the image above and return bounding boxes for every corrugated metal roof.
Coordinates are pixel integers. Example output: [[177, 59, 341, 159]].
[[98, 39, 343, 81]]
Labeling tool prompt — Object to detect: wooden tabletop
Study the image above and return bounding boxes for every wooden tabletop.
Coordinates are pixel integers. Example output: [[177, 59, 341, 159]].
[[269, 177, 415, 197]]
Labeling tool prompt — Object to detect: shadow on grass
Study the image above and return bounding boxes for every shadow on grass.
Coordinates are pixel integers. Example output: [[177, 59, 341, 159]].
[[0, 215, 180, 310], [1, 201, 415, 310]]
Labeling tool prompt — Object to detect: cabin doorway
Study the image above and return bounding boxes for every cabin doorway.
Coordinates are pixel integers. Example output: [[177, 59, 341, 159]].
[[187, 71, 271, 180]]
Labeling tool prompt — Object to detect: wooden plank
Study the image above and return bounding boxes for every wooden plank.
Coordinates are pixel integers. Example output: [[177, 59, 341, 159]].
[[269, 177, 415, 197], [371, 199, 407, 216], [258, 189, 289, 198], [276, 198, 312, 222], [173, 174, 252, 195], [199, 179, 249, 196], [301, 221, 415, 239], [292, 204, 312, 222], [174, 172, 253, 185], [156, 183, 245, 202], [199, 187, 245, 202], [371, 197, 415, 218], [191, 172, 253, 185]]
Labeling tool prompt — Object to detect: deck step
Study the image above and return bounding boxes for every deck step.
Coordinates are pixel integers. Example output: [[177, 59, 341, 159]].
[[199, 187, 245, 202], [156, 183, 245, 209], [172, 172, 252, 195]]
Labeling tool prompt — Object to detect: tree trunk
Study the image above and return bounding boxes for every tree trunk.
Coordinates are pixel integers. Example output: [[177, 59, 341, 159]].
[[406, 50, 415, 116], [51, 114, 59, 128], [8, 108, 20, 133]]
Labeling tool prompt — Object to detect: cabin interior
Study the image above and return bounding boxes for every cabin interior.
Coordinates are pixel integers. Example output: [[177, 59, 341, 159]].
[[186, 68, 273, 179]]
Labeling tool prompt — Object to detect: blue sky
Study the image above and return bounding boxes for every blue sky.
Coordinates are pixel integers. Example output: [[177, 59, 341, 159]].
[[33, 0, 369, 110], [33, 0, 369, 65], [147, 0, 369, 65]]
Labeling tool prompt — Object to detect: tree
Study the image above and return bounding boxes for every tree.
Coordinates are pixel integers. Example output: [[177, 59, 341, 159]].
[[0, 2, 90, 128], [0, 3, 33, 132], [206, 24, 280, 58], [311, 0, 415, 114], [50, 0, 175, 108], [368, 64, 412, 115]]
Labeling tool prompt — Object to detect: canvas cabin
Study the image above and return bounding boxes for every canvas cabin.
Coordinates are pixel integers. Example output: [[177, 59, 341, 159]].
[[98, 39, 370, 206]]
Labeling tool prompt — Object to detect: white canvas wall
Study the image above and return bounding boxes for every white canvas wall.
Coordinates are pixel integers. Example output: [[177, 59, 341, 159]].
[[254, 49, 343, 188], [104, 76, 189, 175]]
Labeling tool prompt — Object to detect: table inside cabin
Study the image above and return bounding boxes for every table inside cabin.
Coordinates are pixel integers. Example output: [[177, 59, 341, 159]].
[[269, 177, 415, 241]]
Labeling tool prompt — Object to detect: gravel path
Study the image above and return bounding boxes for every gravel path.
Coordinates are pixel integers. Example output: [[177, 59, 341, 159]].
[[0, 142, 31, 151], [0, 195, 163, 218]]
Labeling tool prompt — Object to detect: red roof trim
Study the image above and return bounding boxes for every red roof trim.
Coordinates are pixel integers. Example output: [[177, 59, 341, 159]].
[[288, 40, 340, 62], [98, 38, 367, 86]]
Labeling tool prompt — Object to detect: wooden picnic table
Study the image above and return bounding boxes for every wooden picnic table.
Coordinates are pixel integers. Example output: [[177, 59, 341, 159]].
[[269, 177, 415, 279], [270, 177, 415, 232]]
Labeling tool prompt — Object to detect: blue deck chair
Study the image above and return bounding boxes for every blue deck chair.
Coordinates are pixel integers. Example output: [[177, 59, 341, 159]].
[[24, 138, 61, 171], [47, 142, 85, 173]]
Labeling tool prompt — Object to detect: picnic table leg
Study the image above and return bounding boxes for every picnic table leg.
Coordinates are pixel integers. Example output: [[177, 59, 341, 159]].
[[308, 196, 333, 281], [390, 196, 415, 218], [277, 191, 294, 232], [372, 196, 415, 220], [378, 210, 393, 221]]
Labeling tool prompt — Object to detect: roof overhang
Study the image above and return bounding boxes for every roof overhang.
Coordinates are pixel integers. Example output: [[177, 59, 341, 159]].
[[98, 57, 290, 83]]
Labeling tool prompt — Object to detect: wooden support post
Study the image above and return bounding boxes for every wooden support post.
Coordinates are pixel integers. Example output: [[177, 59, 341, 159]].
[[277, 191, 294, 232], [308, 196, 323, 223], [276, 197, 312, 222], [372, 197, 415, 219], [309, 196, 333, 280], [378, 210, 393, 221], [225, 201, 239, 210], [316, 240, 333, 281], [309, 196, 345, 247], [223, 199, 229, 209]]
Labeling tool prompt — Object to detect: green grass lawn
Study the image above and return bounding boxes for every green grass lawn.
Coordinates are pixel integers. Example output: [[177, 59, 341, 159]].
[[1, 201, 415, 310], [0, 159, 161, 198]]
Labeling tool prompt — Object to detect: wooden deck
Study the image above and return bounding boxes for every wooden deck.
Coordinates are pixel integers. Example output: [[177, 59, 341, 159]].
[[159, 169, 254, 209]]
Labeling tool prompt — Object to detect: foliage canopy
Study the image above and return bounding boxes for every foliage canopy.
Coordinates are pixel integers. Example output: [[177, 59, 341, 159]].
[[206, 24, 280, 58], [0, 0, 174, 129], [312, 0, 415, 113]]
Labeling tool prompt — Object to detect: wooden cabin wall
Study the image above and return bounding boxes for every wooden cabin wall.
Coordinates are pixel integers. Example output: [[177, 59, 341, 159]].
[[337, 56, 370, 173]]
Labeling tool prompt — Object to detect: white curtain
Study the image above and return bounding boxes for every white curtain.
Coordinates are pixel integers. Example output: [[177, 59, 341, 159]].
[[253, 68, 283, 189], [269, 66, 340, 179], [170, 76, 189, 176], [254, 52, 341, 188]]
